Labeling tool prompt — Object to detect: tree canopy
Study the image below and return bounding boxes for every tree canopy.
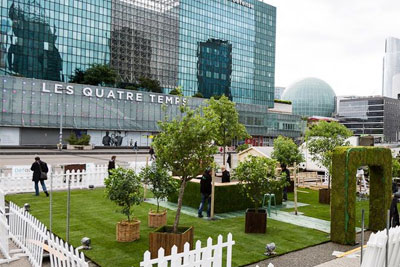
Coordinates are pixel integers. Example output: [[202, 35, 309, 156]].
[[152, 105, 217, 232], [305, 121, 353, 176], [272, 135, 304, 166], [203, 95, 249, 162], [169, 87, 183, 96], [70, 64, 117, 86]]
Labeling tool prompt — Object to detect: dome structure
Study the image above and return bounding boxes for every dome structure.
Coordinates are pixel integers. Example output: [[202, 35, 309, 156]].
[[281, 78, 336, 117]]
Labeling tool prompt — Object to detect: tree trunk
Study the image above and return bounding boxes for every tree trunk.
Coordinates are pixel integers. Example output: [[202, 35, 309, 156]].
[[223, 146, 226, 165], [173, 178, 187, 233]]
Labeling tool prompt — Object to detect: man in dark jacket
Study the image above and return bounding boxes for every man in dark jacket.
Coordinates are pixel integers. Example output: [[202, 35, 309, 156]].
[[198, 168, 212, 218], [30, 156, 49, 196], [108, 156, 116, 176], [390, 181, 400, 227], [221, 165, 230, 183]]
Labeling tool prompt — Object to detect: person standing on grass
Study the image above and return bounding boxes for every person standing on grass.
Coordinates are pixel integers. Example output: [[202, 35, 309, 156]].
[[281, 163, 290, 201], [30, 156, 49, 197], [198, 168, 212, 218], [108, 155, 116, 176]]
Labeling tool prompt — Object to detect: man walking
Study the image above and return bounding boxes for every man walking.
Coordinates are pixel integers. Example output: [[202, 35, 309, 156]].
[[281, 163, 290, 201], [30, 156, 49, 197], [198, 168, 212, 218]]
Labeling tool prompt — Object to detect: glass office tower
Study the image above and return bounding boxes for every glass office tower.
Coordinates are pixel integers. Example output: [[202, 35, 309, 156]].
[[383, 37, 400, 99], [0, 0, 276, 106]]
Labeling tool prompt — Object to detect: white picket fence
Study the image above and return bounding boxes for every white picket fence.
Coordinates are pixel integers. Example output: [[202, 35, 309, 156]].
[[0, 189, 10, 260], [7, 201, 88, 267], [0, 165, 108, 194], [140, 233, 235, 267], [361, 226, 400, 267]]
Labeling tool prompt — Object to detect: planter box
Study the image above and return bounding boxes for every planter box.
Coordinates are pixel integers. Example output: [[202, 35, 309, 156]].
[[116, 220, 140, 242], [148, 210, 167, 228], [149, 226, 193, 258], [67, 144, 93, 150], [245, 208, 267, 234], [319, 188, 330, 204]]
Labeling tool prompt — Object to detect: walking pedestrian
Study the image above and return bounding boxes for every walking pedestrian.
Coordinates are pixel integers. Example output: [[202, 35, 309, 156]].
[[133, 141, 138, 151], [30, 156, 49, 197], [226, 153, 232, 169], [149, 147, 155, 160], [198, 168, 212, 218], [108, 155, 116, 175], [390, 181, 400, 227]]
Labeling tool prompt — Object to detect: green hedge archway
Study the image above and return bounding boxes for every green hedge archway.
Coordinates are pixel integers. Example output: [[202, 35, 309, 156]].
[[331, 146, 392, 245]]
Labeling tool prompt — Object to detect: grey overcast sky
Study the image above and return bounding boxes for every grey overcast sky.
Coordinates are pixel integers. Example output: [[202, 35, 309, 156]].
[[265, 0, 400, 96]]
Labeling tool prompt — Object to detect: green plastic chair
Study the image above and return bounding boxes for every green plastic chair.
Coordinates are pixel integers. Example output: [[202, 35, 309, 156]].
[[262, 193, 277, 216]]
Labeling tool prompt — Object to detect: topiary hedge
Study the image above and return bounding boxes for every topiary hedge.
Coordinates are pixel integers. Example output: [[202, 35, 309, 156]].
[[331, 146, 392, 245], [168, 179, 283, 213]]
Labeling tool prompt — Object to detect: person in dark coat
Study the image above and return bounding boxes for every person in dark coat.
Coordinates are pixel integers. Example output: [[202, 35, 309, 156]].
[[30, 156, 49, 196], [198, 168, 212, 218], [281, 163, 291, 201], [226, 153, 232, 169], [149, 147, 155, 160], [390, 181, 400, 227], [108, 156, 116, 176], [221, 165, 230, 183]]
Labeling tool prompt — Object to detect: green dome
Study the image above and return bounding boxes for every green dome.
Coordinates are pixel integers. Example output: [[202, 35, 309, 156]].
[[281, 78, 336, 117]]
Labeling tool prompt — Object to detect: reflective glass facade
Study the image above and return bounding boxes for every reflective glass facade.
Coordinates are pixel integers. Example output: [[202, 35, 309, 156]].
[[0, 0, 276, 106], [337, 96, 400, 143], [282, 78, 336, 117], [383, 37, 400, 99], [0, 76, 304, 142]]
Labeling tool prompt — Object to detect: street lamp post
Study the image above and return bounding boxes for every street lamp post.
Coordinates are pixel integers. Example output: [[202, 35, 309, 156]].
[[58, 89, 64, 151]]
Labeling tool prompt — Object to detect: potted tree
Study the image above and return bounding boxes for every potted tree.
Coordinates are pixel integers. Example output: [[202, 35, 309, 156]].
[[305, 121, 352, 204], [150, 105, 216, 258], [66, 132, 92, 150], [234, 155, 287, 233], [104, 167, 143, 242], [140, 162, 179, 228]]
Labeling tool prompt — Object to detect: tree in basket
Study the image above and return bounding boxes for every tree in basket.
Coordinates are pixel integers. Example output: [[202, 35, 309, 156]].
[[234, 155, 287, 233], [140, 162, 179, 228], [150, 105, 216, 257], [104, 167, 143, 242], [305, 121, 352, 204]]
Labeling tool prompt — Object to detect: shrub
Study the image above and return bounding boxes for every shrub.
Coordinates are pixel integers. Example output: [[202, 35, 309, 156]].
[[66, 133, 91, 145], [393, 158, 400, 177], [104, 168, 143, 221], [236, 143, 249, 152]]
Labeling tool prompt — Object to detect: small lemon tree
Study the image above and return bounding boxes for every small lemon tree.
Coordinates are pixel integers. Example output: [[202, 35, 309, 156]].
[[234, 156, 287, 213], [104, 168, 143, 221]]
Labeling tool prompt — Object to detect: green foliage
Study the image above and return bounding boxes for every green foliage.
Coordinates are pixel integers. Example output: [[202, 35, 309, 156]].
[[153, 105, 217, 231], [137, 77, 162, 93], [305, 121, 353, 174], [236, 143, 250, 152], [204, 95, 249, 162], [66, 133, 91, 145], [69, 68, 85, 84], [83, 64, 118, 86], [168, 179, 283, 212], [169, 86, 183, 96], [274, 99, 292, 104], [211, 95, 222, 100], [331, 146, 392, 244], [393, 158, 400, 177], [104, 168, 143, 221], [192, 92, 204, 98], [272, 135, 304, 166], [233, 156, 286, 212], [140, 163, 178, 213]]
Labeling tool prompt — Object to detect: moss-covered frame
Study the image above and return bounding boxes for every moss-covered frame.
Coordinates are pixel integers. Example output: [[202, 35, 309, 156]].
[[331, 146, 392, 245]]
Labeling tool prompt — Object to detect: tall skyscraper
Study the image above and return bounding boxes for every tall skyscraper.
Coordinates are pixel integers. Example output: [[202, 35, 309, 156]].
[[382, 37, 400, 99]]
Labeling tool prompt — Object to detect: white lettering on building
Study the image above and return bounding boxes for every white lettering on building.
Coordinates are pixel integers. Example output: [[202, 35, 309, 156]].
[[227, 0, 254, 9]]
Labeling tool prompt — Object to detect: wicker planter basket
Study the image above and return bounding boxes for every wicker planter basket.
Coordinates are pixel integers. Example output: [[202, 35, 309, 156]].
[[148, 210, 167, 228], [116, 220, 140, 242]]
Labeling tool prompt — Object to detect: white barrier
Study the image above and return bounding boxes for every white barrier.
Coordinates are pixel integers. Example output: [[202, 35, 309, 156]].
[[48, 233, 88, 267], [8, 202, 46, 267], [0, 189, 9, 260], [7, 201, 89, 267], [140, 233, 235, 267], [0, 165, 108, 194], [361, 226, 400, 267]]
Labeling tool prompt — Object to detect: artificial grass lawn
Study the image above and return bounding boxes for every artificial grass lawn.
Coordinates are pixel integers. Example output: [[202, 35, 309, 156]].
[[6, 188, 329, 267], [284, 188, 400, 228]]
